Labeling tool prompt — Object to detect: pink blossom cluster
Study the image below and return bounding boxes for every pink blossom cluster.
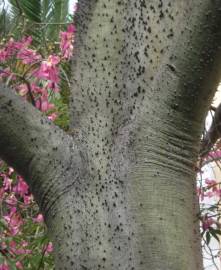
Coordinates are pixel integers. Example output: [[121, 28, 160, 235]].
[[0, 167, 30, 234], [0, 24, 74, 269], [0, 36, 35, 63], [197, 178, 221, 201], [197, 149, 221, 247], [0, 165, 37, 269], [0, 23, 75, 118], [197, 177, 221, 233], [201, 216, 216, 231], [60, 24, 75, 59], [202, 150, 221, 162]]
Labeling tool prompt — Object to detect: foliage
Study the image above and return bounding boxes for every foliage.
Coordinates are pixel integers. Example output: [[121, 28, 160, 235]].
[[1, 0, 221, 269], [0, 164, 54, 270], [0, 4, 11, 36], [2, 0, 73, 46], [0, 1, 75, 268], [198, 132, 221, 268]]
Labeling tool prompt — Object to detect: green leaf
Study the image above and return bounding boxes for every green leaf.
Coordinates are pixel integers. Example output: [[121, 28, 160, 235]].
[[205, 231, 211, 245], [7, 0, 72, 45], [209, 228, 221, 243]]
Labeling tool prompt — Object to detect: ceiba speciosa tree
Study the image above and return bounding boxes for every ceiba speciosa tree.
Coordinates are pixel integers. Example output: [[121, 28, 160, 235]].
[[1, 1, 221, 269]]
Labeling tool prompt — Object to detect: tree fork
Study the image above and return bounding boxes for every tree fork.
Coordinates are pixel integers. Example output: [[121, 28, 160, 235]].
[[0, 83, 86, 217], [1, 1, 221, 270]]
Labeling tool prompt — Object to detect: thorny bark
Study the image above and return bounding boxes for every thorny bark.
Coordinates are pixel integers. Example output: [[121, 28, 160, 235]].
[[1, 1, 221, 269]]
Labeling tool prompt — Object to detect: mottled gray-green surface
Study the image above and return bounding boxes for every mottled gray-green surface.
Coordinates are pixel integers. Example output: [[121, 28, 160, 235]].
[[1, 1, 221, 269]]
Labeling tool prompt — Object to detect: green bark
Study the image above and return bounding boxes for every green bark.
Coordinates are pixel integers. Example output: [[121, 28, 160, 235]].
[[1, 1, 221, 270], [67, 1, 221, 269]]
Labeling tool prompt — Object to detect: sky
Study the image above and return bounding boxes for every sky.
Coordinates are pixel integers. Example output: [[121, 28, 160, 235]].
[[69, 0, 77, 14]]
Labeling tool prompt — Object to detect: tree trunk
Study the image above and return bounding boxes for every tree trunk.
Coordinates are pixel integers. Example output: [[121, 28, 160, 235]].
[[1, 1, 221, 270]]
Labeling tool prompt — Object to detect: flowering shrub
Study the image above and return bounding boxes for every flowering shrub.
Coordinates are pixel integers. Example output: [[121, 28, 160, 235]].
[[0, 23, 75, 269], [197, 150, 221, 265]]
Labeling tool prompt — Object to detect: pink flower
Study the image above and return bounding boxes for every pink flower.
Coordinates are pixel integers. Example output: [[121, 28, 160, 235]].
[[44, 242, 53, 254], [47, 55, 60, 65], [46, 81, 60, 92], [23, 194, 33, 205], [209, 150, 221, 159], [0, 38, 17, 61], [33, 213, 44, 223], [4, 207, 23, 235], [48, 112, 58, 121], [41, 98, 51, 112], [0, 263, 9, 270], [14, 36, 32, 50], [30, 83, 43, 94], [13, 176, 29, 197], [34, 55, 60, 84], [21, 241, 28, 247], [205, 191, 213, 198], [47, 112, 57, 121], [9, 240, 32, 255], [35, 93, 54, 113], [15, 261, 23, 269], [17, 48, 42, 64], [4, 36, 32, 58], [205, 179, 217, 186], [5, 193, 18, 206], [67, 24, 76, 34], [3, 175, 13, 191], [0, 36, 32, 63], [8, 167, 14, 175], [204, 178, 221, 198], [5, 38, 18, 56], [60, 24, 75, 59], [0, 187, 5, 201], [202, 216, 215, 231], [0, 68, 16, 80], [0, 49, 8, 61], [17, 84, 29, 96]]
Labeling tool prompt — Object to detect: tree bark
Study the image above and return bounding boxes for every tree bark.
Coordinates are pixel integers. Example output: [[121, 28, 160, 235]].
[[0, 83, 86, 216], [1, 1, 221, 270]]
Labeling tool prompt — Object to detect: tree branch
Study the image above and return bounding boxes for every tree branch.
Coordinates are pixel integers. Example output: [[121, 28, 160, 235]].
[[0, 83, 86, 215]]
